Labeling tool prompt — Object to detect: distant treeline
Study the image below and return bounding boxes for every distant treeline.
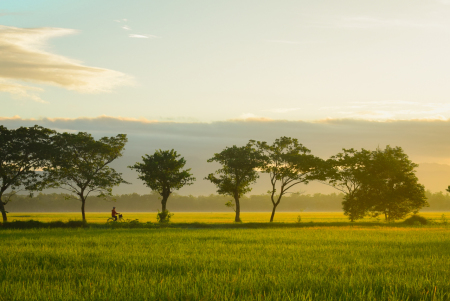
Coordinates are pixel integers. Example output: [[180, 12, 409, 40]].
[[6, 191, 450, 213]]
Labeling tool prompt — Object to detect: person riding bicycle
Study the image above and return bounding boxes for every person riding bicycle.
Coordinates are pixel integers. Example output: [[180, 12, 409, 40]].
[[112, 207, 119, 221]]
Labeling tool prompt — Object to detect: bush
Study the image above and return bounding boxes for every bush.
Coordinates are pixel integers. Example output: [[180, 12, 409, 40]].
[[157, 210, 174, 223], [0, 219, 86, 229], [404, 214, 428, 225]]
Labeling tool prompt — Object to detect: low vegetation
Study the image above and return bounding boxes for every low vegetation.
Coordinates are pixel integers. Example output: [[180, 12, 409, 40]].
[[1, 214, 450, 300]]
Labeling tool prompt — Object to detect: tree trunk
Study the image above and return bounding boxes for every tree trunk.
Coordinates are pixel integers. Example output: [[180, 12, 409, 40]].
[[234, 196, 241, 222], [161, 197, 167, 212], [0, 194, 7, 222], [81, 197, 86, 222], [270, 204, 278, 222]]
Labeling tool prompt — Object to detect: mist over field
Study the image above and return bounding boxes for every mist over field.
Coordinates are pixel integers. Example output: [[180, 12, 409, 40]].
[[2, 116, 450, 196]]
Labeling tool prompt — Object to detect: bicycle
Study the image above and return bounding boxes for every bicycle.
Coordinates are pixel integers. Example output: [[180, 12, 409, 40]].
[[107, 213, 124, 223]]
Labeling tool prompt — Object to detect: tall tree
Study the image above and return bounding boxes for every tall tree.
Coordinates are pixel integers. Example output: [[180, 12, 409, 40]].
[[205, 143, 265, 222], [0, 125, 54, 222], [322, 148, 372, 222], [128, 149, 195, 220], [46, 132, 128, 222], [362, 146, 428, 222], [255, 137, 323, 222]]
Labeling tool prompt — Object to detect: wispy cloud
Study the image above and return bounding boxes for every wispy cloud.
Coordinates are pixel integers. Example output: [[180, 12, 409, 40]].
[[0, 26, 132, 103], [0, 80, 47, 103], [321, 100, 450, 120], [122, 26, 131, 30], [128, 34, 158, 39]]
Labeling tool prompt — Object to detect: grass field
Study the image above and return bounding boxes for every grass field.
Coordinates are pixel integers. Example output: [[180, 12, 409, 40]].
[[6, 211, 450, 224], [1, 213, 450, 300]]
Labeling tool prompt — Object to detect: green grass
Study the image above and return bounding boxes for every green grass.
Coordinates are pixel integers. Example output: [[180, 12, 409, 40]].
[[1, 213, 450, 300], [7, 211, 450, 224]]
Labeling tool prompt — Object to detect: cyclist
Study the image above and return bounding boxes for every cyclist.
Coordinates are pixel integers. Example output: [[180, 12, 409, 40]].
[[111, 207, 118, 221]]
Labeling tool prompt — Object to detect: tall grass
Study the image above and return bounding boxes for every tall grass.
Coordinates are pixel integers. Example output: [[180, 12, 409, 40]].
[[1, 224, 450, 300]]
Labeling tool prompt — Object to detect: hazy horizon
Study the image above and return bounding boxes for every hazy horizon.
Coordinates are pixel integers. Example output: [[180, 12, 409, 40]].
[[2, 1, 450, 196]]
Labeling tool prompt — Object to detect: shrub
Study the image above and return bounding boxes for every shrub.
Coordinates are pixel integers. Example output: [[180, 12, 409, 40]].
[[441, 214, 448, 225], [157, 210, 174, 223], [404, 214, 428, 225]]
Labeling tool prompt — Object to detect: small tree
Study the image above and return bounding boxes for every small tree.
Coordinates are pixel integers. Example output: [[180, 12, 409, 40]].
[[46, 132, 128, 222], [322, 148, 372, 222], [129, 149, 195, 221], [0, 125, 54, 222], [255, 137, 323, 222], [363, 146, 428, 222], [205, 143, 265, 222]]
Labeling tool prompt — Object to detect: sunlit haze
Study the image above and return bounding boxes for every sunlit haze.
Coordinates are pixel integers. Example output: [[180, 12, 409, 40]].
[[2, 0, 450, 194]]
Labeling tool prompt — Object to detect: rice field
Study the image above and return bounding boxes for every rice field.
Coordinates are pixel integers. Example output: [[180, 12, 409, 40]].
[[7, 211, 450, 224], [1, 213, 450, 300]]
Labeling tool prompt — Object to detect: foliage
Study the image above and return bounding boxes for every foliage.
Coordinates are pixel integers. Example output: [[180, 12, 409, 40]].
[[403, 214, 428, 225], [323, 148, 372, 221], [0, 219, 86, 229], [0, 125, 55, 222], [156, 210, 174, 223], [129, 149, 195, 221], [254, 136, 323, 222], [325, 146, 428, 222], [225, 200, 236, 212], [361, 146, 428, 222], [441, 214, 448, 225], [45, 132, 128, 221], [205, 143, 266, 222]]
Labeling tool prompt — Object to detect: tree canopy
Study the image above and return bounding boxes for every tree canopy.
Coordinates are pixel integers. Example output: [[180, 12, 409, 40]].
[[360, 146, 428, 222], [45, 132, 128, 221], [324, 146, 428, 222], [323, 148, 373, 221], [205, 143, 265, 222], [129, 149, 195, 220], [0, 125, 55, 222], [255, 137, 323, 222]]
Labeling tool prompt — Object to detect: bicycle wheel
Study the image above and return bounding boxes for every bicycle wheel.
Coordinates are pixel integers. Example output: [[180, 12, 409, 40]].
[[106, 217, 115, 223]]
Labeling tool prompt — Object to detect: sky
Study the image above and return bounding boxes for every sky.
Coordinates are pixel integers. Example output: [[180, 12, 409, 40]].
[[1, 0, 450, 195], [2, 0, 450, 121]]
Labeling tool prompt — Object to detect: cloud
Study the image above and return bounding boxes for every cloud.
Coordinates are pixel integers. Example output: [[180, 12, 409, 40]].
[[0, 80, 47, 103], [122, 26, 131, 30], [1, 116, 450, 194], [320, 100, 450, 121], [0, 25, 132, 102], [128, 34, 158, 39]]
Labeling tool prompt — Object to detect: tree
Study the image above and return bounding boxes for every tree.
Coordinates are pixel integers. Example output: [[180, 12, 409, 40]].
[[205, 143, 265, 222], [0, 125, 55, 222], [322, 148, 372, 222], [255, 137, 323, 222], [45, 132, 128, 222], [128, 149, 195, 221], [362, 146, 428, 222]]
